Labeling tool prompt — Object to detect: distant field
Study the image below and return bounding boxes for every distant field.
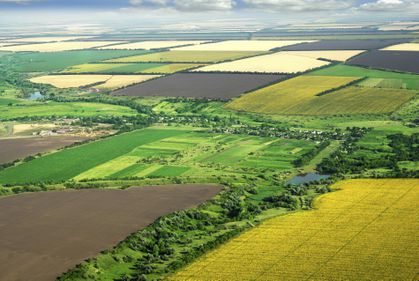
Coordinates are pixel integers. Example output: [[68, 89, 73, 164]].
[[279, 39, 411, 50], [348, 50, 419, 74], [96, 75, 160, 89], [99, 40, 209, 50], [193, 52, 329, 73], [63, 63, 201, 74], [3, 36, 91, 43], [106, 50, 264, 63], [381, 43, 419, 51], [308, 64, 419, 89], [169, 179, 419, 281], [30, 74, 160, 89], [12, 50, 151, 72], [0, 102, 137, 120], [289, 86, 416, 115], [113, 73, 285, 99], [226, 75, 359, 114], [282, 50, 364, 61], [174, 40, 314, 51], [0, 41, 122, 52]]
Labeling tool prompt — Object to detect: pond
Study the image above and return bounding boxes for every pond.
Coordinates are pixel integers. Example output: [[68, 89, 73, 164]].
[[287, 172, 330, 185], [27, 92, 44, 100]]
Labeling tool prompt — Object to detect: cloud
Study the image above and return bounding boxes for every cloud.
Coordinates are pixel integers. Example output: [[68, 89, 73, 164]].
[[241, 0, 355, 11], [0, 0, 34, 2], [129, 0, 235, 11], [359, 0, 418, 11]]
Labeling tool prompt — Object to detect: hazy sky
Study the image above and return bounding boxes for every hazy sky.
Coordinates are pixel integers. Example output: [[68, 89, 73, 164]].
[[0, 0, 418, 27]]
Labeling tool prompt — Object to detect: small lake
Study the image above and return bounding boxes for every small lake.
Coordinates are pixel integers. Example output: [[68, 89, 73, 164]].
[[27, 92, 44, 101], [287, 172, 330, 185]]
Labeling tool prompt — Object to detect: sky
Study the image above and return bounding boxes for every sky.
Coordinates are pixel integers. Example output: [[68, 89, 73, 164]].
[[0, 0, 418, 28]]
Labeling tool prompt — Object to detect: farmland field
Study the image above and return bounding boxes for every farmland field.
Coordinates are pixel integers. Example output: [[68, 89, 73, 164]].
[[0, 41, 122, 52], [308, 64, 419, 89], [0, 184, 222, 281], [63, 62, 201, 74], [193, 52, 329, 73], [0, 136, 88, 164], [348, 50, 419, 74], [174, 40, 314, 51], [99, 40, 209, 50], [226, 75, 359, 114], [3, 36, 91, 43], [106, 50, 264, 63], [281, 50, 365, 61], [0, 128, 186, 184], [113, 73, 285, 99], [0, 127, 316, 184], [30, 74, 160, 89], [0, 102, 137, 120], [279, 39, 411, 50], [381, 43, 419, 51], [169, 179, 419, 281], [10, 50, 151, 72]]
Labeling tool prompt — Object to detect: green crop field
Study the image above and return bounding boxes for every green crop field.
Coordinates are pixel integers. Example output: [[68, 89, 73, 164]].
[[62, 62, 201, 74], [106, 51, 265, 63], [9, 50, 151, 72], [0, 101, 137, 120], [287, 87, 416, 115], [0, 126, 319, 184], [226, 75, 359, 115], [308, 64, 419, 89], [0, 128, 186, 184]]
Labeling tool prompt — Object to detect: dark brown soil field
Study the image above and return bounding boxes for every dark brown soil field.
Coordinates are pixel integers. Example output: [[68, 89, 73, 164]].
[[112, 73, 286, 100], [0, 184, 222, 281], [0, 136, 88, 164], [347, 50, 419, 74], [279, 39, 410, 51]]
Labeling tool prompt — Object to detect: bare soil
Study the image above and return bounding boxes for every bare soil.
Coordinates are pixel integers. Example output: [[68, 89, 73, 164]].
[[0, 184, 222, 281], [279, 39, 411, 51], [348, 50, 419, 74], [0, 136, 88, 164], [112, 73, 286, 100]]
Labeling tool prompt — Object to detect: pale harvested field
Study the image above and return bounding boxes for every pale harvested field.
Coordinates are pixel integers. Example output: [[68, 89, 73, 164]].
[[0, 41, 123, 52], [381, 43, 419, 51], [169, 179, 419, 281], [174, 40, 315, 51], [100, 40, 209, 50], [96, 75, 161, 89], [283, 50, 365, 62], [30, 75, 111, 88], [193, 52, 329, 73], [12, 123, 56, 135], [4, 36, 92, 43], [30, 74, 160, 89]]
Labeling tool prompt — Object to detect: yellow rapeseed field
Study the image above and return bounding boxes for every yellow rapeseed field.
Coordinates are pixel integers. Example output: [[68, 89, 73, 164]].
[[192, 52, 329, 73], [169, 179, 419, 281]]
